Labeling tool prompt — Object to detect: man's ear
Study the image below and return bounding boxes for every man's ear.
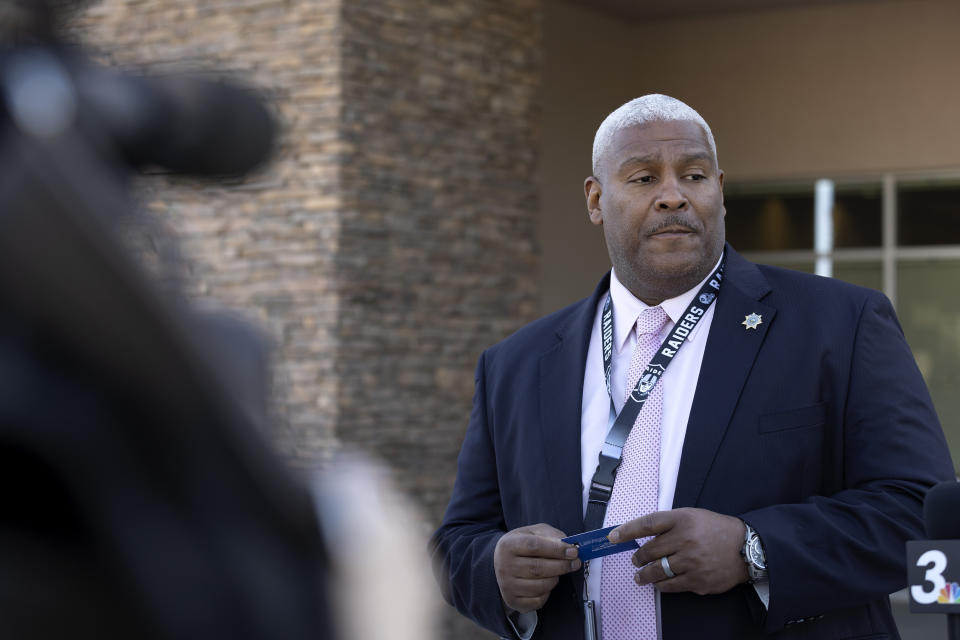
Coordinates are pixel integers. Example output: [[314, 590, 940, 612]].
[[718, 169, 726, 219], [584, 176, 603, 225]]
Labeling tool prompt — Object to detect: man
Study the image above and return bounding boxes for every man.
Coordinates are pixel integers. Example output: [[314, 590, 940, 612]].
[[430, 94, 954, 639]]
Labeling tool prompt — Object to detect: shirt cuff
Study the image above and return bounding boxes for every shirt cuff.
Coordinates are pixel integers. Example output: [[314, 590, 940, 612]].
[[752, 579, 770, 609], [505, 606, 537, 640]]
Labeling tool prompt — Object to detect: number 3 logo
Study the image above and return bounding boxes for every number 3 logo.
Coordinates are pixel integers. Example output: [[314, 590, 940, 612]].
[[912, 549, 948, 604]]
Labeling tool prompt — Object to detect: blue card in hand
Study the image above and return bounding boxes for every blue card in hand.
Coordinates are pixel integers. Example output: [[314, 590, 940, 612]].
[[562, 525, 638, 561]]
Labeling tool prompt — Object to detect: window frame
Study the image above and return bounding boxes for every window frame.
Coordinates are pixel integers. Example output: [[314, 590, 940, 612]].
[[729, 170, 960, 309]]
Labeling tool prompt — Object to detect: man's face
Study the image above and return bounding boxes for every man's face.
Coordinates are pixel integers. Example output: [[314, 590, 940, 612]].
[[584, 119, 726, 305]]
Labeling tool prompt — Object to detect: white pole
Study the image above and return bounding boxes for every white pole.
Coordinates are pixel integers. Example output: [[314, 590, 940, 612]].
[[882, 174, 897, 308], [815, 179, 834, 277]]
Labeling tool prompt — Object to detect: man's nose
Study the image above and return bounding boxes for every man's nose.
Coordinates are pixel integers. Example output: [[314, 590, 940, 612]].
[[655, 176, 687, 210]]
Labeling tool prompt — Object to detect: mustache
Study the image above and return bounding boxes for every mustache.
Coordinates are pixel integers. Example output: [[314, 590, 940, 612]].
[[646, 215, 702, 235]]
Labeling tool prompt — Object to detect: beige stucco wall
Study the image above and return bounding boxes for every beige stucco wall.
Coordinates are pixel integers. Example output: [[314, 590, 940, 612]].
[[539, 0, 960, 313]]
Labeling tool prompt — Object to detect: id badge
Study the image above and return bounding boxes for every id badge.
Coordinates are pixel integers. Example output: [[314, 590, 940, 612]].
[[563, 524, 639, 561]]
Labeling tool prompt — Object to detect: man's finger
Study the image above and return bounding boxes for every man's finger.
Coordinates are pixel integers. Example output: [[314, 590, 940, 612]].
[[505, 576, 560, 597], [633, 553, 680, 585], [524, 523, 568, 539], [608, 510, 676, 543], [630, 534, 676, 568], [507, 595, 550, 614], [640, 570, 689, 593], [507, 531, 578, 560], [511, 556, 581, 579]]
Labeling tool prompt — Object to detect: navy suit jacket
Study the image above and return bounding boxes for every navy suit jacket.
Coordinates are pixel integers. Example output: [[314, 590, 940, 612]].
[[431, 246, 955, 640]]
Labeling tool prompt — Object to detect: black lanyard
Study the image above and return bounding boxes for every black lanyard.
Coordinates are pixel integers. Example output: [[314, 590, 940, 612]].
[[583, 259, 724, 532]]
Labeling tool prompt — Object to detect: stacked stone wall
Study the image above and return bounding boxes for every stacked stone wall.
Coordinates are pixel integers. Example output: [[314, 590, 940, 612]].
[[336, 0, 541, 521], [336, 3, 541, 636], [75, 0, 344, 460]]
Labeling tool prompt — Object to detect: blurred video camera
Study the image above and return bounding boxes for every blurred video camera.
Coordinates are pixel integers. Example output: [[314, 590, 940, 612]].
[[0, 2, 334, 638]]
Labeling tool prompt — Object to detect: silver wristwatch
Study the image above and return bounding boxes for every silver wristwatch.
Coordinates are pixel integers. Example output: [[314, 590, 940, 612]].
[[741, 522, 768, 583]]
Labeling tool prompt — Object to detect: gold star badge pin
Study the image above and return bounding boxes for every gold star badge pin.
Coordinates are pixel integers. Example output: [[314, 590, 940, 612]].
[[742, 313, 762, 330]]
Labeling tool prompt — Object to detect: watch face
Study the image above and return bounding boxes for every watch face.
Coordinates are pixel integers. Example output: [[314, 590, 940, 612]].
[[748, 538, 766, 570]]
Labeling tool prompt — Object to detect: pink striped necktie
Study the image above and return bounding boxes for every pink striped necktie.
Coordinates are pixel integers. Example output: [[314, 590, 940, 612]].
[[600, 305, 670, 640]]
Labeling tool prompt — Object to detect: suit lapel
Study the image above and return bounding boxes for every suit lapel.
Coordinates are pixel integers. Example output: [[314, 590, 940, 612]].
[[539, 274, 610, 538], [674, 247, 775, 508]]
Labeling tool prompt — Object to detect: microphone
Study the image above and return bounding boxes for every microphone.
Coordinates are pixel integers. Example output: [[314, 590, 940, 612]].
[[2, 47, 276, 176], [926, 480, 960, 540], [75, 67, 277, 176], [907, 479, 960, 640]]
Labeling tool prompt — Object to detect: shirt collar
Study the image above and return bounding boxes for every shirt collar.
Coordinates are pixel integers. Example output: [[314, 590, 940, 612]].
[[608, 254, 723, 353]]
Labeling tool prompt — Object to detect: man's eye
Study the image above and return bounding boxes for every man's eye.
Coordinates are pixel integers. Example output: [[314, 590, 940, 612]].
[[630, 176, 654, 184], [687, 174, 706, 181]]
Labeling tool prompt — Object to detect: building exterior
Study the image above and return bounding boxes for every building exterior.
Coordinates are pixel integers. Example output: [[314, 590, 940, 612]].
[[76, 1, 960, 638], [540, 0, 960, 474]]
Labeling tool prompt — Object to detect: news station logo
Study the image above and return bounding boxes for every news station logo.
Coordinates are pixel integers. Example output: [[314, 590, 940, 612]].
[[907, 540, 960, 611]]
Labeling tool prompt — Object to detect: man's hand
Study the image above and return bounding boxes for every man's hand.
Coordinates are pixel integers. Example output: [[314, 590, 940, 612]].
[[494, 523, 582, 613], [608, 508, 748, 595]]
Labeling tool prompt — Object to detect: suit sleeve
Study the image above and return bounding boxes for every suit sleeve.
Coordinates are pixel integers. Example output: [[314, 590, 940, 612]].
[[429, 350, 517, 638], [742, 290, 955, 631]]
